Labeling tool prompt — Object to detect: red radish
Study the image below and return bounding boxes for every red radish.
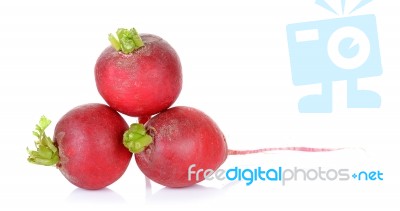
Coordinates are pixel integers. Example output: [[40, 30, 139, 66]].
[[27, 103, 132, 190], [124, 106, 227, 188], [95, 28, 182, 118], [123, 106, 340, 188]]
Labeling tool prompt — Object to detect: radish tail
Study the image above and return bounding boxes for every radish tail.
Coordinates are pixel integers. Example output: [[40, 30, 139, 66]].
[[228, 147, 344, 155]]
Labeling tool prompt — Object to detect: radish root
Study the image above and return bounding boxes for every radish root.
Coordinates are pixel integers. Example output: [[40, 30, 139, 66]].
[[228, 147, 343, 155]]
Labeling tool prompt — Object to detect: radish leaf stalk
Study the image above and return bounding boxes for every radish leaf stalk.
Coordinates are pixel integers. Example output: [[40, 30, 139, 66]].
[[27, 116, 59, 166], [123, 123, 153, 153], [108, 28, 144, 54]]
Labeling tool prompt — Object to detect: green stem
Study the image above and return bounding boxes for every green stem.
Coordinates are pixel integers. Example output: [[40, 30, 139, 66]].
[[108, 34, 121, 51], [123, 123, 153, 153], [108, 28, 144, 54], [27, 116, 59, 166]]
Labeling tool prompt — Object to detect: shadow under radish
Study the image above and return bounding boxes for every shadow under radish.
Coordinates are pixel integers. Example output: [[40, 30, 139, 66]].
[[145, 177, 237, 205], [66, 187, 126, 204]]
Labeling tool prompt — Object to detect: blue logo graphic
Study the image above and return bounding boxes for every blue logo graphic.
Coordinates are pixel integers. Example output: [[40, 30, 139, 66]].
[[286, 0, 382, 113]]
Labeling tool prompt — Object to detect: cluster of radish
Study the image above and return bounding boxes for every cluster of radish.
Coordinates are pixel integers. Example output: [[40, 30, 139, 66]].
[[27, 28, 335, 190]]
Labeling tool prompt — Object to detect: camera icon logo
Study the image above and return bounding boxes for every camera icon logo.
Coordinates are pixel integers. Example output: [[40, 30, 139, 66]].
[[287, 13, 382, 113]]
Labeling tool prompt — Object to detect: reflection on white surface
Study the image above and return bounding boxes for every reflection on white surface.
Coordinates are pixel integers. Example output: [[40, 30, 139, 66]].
[[145, 177, 237, 205], [66, 188, 126, 204]]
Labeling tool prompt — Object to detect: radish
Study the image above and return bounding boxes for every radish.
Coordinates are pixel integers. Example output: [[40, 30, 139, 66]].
[[123, 106, 340, 188], [27, 103, 132, 190], [95, 28, 182, 118]]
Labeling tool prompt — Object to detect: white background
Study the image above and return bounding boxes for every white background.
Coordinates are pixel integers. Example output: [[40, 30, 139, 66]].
[[0, 0, 399, 209]]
